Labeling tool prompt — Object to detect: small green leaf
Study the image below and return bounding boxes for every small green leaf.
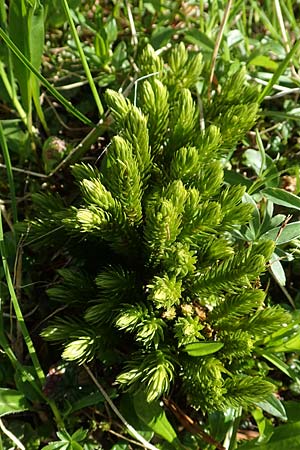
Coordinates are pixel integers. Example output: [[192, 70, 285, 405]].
[[71, 428, 87, 442], [0, 388, 29, 417], [255, 394, 287, 420], [260, 222, 300, 245], [249, 55, 278, 70], [269, 253, 286, 286], [262, 188, 300, 211], [184, 341, 224, 356]]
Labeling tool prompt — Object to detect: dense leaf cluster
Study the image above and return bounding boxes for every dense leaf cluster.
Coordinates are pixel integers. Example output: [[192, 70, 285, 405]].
[[28, 44, 290, 412]]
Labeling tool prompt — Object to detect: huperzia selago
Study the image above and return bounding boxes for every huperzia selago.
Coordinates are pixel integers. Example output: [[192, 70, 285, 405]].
[[29, 44, 290, 413]]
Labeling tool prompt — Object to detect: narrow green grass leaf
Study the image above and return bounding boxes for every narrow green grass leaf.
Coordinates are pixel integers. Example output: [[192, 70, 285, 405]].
[[0, 121, 17, 224], [184, 341, 224, 356], [30, 2, 49, 133], [262, 187, 300, 211], [0, 62, 27, 125], [0, 27, 96, 127], [61, 0, 104, 117], [258, 41, 300, 103], [260, 110, 300, 121], [0, 211, 45, 386], [8, 0, 31, 113]]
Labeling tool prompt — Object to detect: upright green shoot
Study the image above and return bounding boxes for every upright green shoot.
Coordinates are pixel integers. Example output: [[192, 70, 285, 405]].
[[0, 211, 45, 386], [61, 0, 104, 117]]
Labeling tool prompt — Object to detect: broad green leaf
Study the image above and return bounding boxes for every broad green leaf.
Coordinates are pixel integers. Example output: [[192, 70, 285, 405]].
[[224, 169, 252, 188], [0, 388, 29, 416], [260, 222, 300, 245], [120, 394, 154, 441], [264, 322, 300, 348], [69, 392, 105, 413], [208, 408, 236, 442], [269, 253, 286, 286], [285, 401, 300, 422], [270, 214, 286, 229], [243, 150, 278, 187], [14, 366, 41, 403], [255, 394, 287, 420], [249, 55, 278, 70], [133, 391, 181, 447], [71, 428, 87, 442], [184, 341, 224, 356], [268, 332, 300, 352], [261, 352, 296, 380], [151, 27, 174, 49], [184, 29, 214, 50], [252, 408, 274, 443], [262, 188, 300, 211]]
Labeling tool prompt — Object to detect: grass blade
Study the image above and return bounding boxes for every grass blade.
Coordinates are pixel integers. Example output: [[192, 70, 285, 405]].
[[0, 212, 45, 386], [30, 2, 49, 133], [0, 27, 96, 127], [0, 122, 17, 224], [0, 63, 27, 126], [8, 0, 31, 116], [258, 41, 300, 103], [61, 0, 104, 117]]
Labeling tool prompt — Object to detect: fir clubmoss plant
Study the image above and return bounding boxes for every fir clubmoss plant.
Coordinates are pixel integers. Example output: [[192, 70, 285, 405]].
[[28, 44, 291, 413]]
